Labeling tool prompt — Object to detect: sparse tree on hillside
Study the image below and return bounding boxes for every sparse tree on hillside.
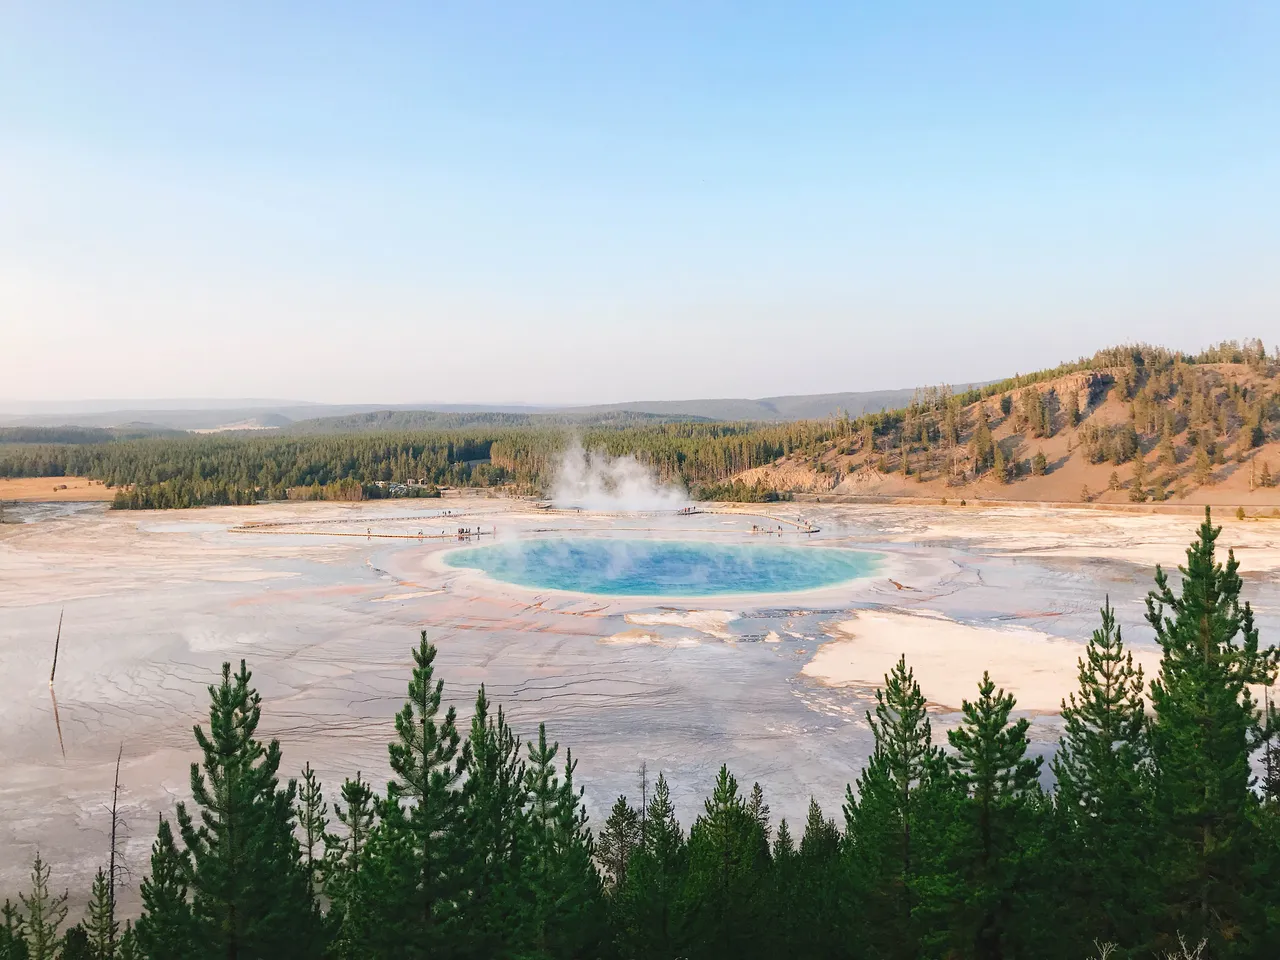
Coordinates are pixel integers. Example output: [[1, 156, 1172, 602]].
[[1193, 448, 1212, 486]]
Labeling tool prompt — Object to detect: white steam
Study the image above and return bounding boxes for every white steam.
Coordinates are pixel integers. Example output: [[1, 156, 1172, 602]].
[[550, 441, 689, 512]]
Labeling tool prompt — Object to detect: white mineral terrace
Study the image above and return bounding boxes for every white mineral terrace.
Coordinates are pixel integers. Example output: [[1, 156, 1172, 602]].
[[2, 495, 1278, 906]]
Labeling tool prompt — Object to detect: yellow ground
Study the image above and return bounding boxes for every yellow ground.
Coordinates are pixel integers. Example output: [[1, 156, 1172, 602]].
[[0, 477, 115, 502]]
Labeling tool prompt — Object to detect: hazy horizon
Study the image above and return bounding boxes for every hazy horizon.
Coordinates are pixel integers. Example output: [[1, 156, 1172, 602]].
[[5, 4, 1277, 403]]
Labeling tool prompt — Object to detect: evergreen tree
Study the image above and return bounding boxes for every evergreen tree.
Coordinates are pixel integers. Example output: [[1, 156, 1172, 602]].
[[947, 673, 1043, 960], [614, 772, 686, 960], [327, 772, 379, 959], [1145, 509, 1279, 953], [84, 868, 118, 959], [114, 926, 137, 960], [772, 820, 794, 860], [845, 655, 949, 958], [524, 724, 606, 958], [456, 686, 530, 959], [175, 660, 322, 959], [1052, 599, 1153, 956], [18, 853, 66, 960], [792, 799, 842, 959], [599, 796, 642, 894], [134, 817, 195, 960], [295, 762, 329, 897], [1193, 447, 1212, 485], [367, 631, 470, 958], [682, 765, 769, 960], [747, 782, 771, 844], [58, 926, 91, 960], [1129, 457, 1148, 502], [0, 900, 28, 960]]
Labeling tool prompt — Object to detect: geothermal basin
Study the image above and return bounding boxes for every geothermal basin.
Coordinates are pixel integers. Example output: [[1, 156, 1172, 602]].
[[3, 495, 1280, 907]]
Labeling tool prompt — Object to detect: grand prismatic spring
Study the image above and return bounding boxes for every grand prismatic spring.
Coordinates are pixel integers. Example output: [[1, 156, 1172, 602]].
[[3, 494, 1280, 902]]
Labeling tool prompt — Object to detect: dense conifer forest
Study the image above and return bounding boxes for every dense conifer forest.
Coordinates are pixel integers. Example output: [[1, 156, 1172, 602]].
[[1, 341, 1276, 509], [3, 511, 1278, 959]]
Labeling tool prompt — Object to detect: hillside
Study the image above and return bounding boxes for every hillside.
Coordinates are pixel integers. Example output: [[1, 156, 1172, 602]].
[[729, 342, 1280, 508]]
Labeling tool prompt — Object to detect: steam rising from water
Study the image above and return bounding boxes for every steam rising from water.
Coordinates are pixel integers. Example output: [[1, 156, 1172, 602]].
[[551, 441, 689, 512]]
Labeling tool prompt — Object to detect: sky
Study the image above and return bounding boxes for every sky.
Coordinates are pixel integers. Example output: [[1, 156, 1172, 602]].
[[3, 3, 1278, 405]]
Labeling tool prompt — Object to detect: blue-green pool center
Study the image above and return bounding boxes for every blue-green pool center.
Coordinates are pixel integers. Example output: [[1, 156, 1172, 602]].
[[443, 538, 882, 596]]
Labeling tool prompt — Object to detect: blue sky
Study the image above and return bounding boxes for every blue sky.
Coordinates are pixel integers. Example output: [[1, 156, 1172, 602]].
[[3, 3, 1277, 404]]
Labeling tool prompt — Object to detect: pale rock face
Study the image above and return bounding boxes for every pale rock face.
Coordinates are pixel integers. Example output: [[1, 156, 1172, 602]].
[[3, 496, 1279, 912]]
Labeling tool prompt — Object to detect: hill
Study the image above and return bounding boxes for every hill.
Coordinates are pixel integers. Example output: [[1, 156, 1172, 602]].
[[727, 341, 1280, 509]]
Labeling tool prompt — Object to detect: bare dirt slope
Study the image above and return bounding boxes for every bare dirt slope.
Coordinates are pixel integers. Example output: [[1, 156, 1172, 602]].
[[732, 360, 1280, 510]]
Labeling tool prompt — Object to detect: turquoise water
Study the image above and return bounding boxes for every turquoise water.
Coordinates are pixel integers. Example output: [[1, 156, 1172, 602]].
[[444, 538, 881, 596]]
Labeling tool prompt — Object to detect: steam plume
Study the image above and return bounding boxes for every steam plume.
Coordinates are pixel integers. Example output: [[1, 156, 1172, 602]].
[[550, 441, 689, 512]]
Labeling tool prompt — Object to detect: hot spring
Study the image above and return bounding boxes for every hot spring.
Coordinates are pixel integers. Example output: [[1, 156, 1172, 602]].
[[443, 538, 882, 596]]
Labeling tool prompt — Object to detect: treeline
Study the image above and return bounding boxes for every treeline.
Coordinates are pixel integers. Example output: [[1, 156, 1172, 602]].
[[2, 341, 1278, 509], [0, 423, 836, 510], [3, 512, 1279, 959]]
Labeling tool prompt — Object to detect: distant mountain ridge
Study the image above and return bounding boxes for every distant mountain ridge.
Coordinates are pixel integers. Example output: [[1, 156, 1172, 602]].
[[0, 386, 966, 432]]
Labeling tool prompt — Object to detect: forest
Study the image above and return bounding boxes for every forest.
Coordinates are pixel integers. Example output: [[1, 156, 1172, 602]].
[[2, 511, 1278, 960], [0, 340, 1276, 509]]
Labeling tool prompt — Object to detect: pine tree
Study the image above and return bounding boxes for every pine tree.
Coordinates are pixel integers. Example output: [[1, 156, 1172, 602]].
[[599, 796, 642, 893], [1, 900, 28, 960], [947, 673, 1043, 960], [327, 771, 378, 959], [113, 925, 137, 960], [772, 819, 794, 860], [17, 854, 66, 960], [368, 631, 470, 958], [746, 782, 771, 843], [1145, 509, 1280, 953], [84, 868, 118, 959], [792, 799, 842, 959], [134, 817, 194, 960], [524, 724, 606, 958], [992, 443, 1008, 483], [1130, 457, 1148, 502], [58, 927, 91, 960], [456, 685, 529, 959], [614, 772, 686, 960], [1052, 599, 1154, 956], [845, 655, 949, 958], [175, 660, 322, 959], [682, 765, 769, 960], [1193, 447, 1212, 485], [295, 762, 329, 897]]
